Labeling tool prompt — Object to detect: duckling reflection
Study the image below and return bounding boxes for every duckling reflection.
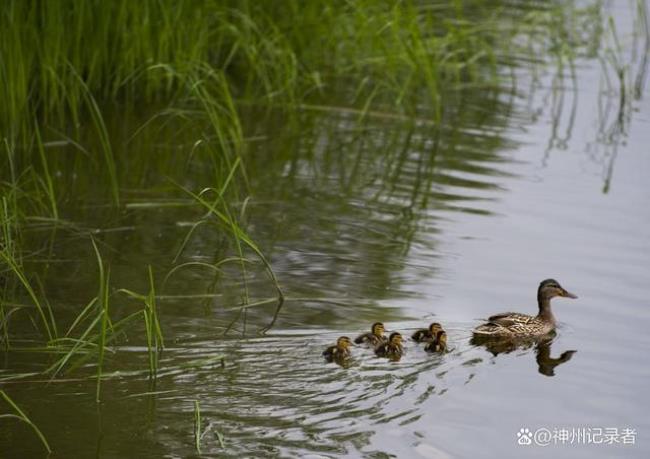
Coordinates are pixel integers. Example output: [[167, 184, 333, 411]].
[[471, 333, 576, 376]]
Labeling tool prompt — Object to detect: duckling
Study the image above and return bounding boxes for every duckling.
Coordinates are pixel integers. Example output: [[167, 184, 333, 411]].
[[473, 279, 577, 339], [354, 322, 387, 346], [411, 322, 443, 343], [424, 330, 447, 353], [323, 336, 353, 362], [374, 332, 404, 359]]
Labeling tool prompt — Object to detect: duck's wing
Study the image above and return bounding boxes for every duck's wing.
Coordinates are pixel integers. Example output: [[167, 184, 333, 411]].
[[354, 333, 370, 344], [411, 329, 430, 342], [374, 343, 387, 356], [322, 345, 336, 359], [487, 312, 533, 327], [473, 322, 508, 336], [427, 341, 446, 353]]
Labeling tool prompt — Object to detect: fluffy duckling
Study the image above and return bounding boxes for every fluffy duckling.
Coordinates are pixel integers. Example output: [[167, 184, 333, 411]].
[[473, 279, 577, 338], [375, 332, 404, 359], [424, 330, 447, 353], [354, 322, 387, 346], [323, 336, 353, 362], [411, 322, 443, 343]]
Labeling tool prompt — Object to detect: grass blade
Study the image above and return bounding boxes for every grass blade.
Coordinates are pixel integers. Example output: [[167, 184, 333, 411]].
[[0, 390, 52, 453], [194, 400, 202, 454]]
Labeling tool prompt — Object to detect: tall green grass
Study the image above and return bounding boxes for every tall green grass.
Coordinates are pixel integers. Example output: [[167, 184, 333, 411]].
[[0, 0, 610, 205], [0, 1, 517, 146], [0, 198, 57, 342], [91, 238, 110, 402], [118, 266, 165, 377]]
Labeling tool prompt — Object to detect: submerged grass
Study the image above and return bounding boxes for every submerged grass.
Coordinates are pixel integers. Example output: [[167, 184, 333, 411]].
[[177, 179, 285, 332], [118, 266, 165, 377], [0, 390, 52, 453], [192, 398, 225, 453], [194, 400, 202, 454], [92, 238, 110, 402], [0, 221, 56, 342]]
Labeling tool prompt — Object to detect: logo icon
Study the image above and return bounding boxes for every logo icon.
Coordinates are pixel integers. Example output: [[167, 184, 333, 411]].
[[517, 428, 533, 445]]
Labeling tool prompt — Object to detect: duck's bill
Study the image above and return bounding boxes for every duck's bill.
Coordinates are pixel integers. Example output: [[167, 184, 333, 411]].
[[561, 289, 578, 299]]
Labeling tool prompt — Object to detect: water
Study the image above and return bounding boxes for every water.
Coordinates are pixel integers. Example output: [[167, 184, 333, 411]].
[[2, 2, 650, 458]]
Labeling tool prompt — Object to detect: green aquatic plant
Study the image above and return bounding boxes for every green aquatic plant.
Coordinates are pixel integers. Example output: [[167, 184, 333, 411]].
[[143, 266, 164, 375], [177, 181, 285, 333], [92, 238, 110, 402], [43, 239, 122, 384], [70, 65, 120, 206], [0, 390, 52, 453], [194, 400, 202, 454], [118, 266, 165, 377], [192, 399, 225, 453], [0, 203, 57, 342]]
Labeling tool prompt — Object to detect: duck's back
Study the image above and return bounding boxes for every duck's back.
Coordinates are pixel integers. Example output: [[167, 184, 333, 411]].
[[473, 313, 552, 338], [323, 345, 349, 360], [355, 333, 384, 346], [425, 340, 446, 353], [375, 342, 402, 358], [487, 312, 535, 327], [411, 329, 432, 342], [374, 342, 389, 356], [322, 345, 337, 358]]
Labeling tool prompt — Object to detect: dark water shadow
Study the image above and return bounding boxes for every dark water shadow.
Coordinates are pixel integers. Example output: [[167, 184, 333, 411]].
[[470, 333, 577, 377]]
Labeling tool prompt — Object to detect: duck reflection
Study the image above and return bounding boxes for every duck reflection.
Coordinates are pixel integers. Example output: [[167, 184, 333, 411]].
[[535, 341, 576, 377], [470, 333, 576, 376]]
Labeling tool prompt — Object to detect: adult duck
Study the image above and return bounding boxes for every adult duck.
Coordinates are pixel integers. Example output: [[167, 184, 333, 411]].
[[473, 279, 577, 338]]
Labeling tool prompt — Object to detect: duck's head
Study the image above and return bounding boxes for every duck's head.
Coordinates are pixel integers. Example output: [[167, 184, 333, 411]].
[[337, 336, 353, 350], [538, 279, 577, 302], [436, 330, 447, 346], [428, 322, 442, 334], [388, 332, 403, 345], [371, 322, 385, 337]]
